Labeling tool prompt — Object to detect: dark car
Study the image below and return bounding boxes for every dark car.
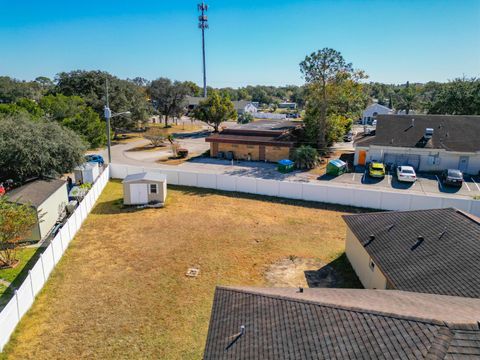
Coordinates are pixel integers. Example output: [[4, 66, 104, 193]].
[[85, 154, 105, 166], [343, 132, 353, 142], [441, 169, 463, 187]]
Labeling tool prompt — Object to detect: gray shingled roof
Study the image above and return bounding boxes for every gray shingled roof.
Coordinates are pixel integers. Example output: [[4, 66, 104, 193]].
[[122, 172, 167, 183], [7, 179, 66, 208], [366, 114, 480, 152], [342, 208, 480, 298], [204, 287, 480, 360]]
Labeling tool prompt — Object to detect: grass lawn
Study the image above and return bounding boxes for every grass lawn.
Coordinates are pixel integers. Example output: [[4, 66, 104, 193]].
[[0, 247, 42, 308], [1, 181, 362, 359]]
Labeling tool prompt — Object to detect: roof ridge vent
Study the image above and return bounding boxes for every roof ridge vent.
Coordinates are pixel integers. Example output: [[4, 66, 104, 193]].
[[438, 229, 447, 239], [411, 236, 424, 250]]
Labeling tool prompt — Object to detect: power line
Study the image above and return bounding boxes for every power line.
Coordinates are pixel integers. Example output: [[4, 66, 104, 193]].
[[198, 2, 208, 97]]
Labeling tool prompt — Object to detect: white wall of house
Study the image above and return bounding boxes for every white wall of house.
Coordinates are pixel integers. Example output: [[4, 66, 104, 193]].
[[345, 229, 388, 290], [244, 103, 258, 114], [362, 104, 393, 125], [36, 183, 69, 240], [354, 145, 480, 174]]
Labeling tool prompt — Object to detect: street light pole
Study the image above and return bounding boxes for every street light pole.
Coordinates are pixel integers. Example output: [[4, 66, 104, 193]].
[[104, 80, 112, 164], [198, 2, 209, 98]]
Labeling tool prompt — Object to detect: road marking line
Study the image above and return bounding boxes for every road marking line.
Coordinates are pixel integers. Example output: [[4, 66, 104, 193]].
[[471, 177, 480, 192], [464, 181, 471, 191], [435, 175, 443, 191], [352, 172, 355, 181]]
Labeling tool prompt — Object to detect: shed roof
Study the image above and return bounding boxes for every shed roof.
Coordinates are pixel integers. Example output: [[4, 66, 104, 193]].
[[7, 179, 66, 208], [122, 172, 167, 183], [204, 286, 480, 359], [342, 208, 480, 298]]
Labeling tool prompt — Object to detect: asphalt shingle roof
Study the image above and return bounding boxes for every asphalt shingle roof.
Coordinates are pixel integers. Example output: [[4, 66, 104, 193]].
[[7, 179, 66, 208], [366, 114, 480, 152], [342, 208, 480, 298], [122, 172, 167, 183], [204, 287, 480, 360]]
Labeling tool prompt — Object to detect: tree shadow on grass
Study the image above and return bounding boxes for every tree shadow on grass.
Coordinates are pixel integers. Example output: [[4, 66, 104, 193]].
[[304, 253, 362, 289], [0, 246, 44, 310]]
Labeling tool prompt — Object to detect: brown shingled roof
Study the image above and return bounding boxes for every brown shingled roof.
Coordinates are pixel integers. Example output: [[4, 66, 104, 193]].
[[365, 114, 480, 152], [204, 287, 480, 359], [342, 208, 480, 298]]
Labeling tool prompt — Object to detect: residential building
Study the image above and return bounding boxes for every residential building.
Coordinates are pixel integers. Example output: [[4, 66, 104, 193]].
[[7, 179, 68, 241], [206, 120, 301, 162], [204, 286, 480, 359], [232, 100, 258, 115], [354, 114, 480, 174], [185, 95, 205, 112], [342, 208, 480, 298], [278, 102, 297, 110], [361, 103, 393, 124], [122, 172, 167, 205]]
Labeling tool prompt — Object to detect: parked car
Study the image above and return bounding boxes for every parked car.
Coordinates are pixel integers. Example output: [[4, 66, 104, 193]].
[[343, 132, 353, 142], [85, 154, 104, 166], [396, 166, 417, 182], [368, 162, 386, 178], [441, 169, 463, 187], [372, 119, 377, 126]]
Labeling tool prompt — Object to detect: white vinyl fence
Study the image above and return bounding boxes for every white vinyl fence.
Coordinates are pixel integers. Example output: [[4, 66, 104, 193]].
[[110, 163, 480, 217], [0, 166, 110, 351]]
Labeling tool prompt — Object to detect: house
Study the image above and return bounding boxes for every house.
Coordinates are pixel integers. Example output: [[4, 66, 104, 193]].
[[354, 114, 480, 174], [205, 120, 302, 162], [342, 208, 480, 298], [185, 96, 205, 112], [122, 172, 167, 205], [361, 103, 393, 124], [204, 286, 480, 359], [7, 179, 68, 241], [232, 100, 258, 115], [278, 102, 297, 110]]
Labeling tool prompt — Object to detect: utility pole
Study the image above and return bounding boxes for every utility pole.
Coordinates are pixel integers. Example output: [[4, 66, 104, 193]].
[[104, 79, 112, 164], [198, 2, 208, 98]]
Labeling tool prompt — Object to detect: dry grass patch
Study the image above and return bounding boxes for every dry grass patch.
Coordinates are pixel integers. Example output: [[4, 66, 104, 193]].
[[1, 181, 362, 359]]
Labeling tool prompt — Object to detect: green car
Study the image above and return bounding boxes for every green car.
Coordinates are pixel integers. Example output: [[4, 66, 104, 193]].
[[368, 162, 386, 178]]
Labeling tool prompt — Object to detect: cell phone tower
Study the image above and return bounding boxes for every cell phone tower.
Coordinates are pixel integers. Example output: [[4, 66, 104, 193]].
[[198, 2, 209, 97]]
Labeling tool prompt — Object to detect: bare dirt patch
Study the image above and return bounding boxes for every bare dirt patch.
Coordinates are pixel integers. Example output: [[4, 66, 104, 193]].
[[264, 257, 343, 288]]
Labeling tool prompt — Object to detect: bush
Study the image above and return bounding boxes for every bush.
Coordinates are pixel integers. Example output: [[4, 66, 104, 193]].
[[238, 112, 254, 124], [292, 146, 319, 169]]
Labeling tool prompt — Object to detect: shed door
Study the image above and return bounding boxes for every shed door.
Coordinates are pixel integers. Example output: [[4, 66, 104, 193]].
[[358, 150, 367, 166], [130, 184, 148, 204]]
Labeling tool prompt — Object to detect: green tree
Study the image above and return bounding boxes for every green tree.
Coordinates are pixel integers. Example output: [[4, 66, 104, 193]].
[[193, 91, 236, 132], [148, 78, 189, 127], [300, 48, 356, 149], [39, 94, 106, 148], [300, 48, 366, 149], [427, 77, 480, 115], [395, 81, 418, 114], [0, 197, 37, 267], [54, 70, 150, 132], [0, 115, 86, 181]]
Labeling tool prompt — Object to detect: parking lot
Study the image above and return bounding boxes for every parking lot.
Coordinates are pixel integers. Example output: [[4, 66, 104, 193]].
[[320, 168, 480, 198]]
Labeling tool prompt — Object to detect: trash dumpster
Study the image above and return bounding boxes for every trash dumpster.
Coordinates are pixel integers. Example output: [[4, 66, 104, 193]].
[[326, 159, 347, 176], [277, 159, 294, 173]]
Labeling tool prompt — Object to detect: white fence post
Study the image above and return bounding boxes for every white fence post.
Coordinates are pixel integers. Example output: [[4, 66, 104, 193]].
[[40, 253, 46, 282], [28, 271, 34, 298]]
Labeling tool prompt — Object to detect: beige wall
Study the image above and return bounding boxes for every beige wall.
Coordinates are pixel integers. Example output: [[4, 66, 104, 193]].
[[345, 228, 388, 290], [213, 143, 290, 162], [36, 183, 68, 241], [123, 180, 167, 205]]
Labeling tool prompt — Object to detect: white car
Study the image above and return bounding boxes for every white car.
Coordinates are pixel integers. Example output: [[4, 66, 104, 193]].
[[396, 166, 417, 182]]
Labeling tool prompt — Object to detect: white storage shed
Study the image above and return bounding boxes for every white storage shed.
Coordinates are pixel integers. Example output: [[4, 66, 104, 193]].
[[122, 172, 167, 206]]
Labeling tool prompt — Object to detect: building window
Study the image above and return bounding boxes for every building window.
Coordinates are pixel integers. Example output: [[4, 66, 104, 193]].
[[369, 259, 375, 271], [149, 184, 158, 194]]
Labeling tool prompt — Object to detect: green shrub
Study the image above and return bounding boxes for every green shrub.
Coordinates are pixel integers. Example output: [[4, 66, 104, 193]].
[[292, 145, 319, 169]]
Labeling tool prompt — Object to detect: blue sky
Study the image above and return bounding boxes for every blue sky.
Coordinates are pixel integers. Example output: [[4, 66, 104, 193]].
[[1, 0, 479, 87]]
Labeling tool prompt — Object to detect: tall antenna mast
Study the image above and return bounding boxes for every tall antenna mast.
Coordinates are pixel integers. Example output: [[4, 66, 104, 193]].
[[198, 2, 209, 97]]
